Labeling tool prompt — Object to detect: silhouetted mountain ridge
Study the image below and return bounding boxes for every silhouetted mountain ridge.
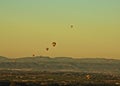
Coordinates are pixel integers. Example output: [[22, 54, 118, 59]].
[[0, 56, 120, 74]]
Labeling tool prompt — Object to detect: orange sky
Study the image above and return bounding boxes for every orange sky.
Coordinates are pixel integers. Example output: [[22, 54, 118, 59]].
[[0, 0, 120, 59]]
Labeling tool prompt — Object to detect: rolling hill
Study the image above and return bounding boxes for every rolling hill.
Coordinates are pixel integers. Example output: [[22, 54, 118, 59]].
[[0, 56, 120, 74]]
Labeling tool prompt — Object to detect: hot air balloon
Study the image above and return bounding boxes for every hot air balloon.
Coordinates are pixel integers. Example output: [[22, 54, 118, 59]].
[[52, 42, 56, 47], [33, 54, 35, 57], [46, 48, 49, 51], [70, 25, 73, 28]]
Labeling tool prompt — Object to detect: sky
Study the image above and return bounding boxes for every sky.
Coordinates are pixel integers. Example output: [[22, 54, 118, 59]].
[[0, 0, 120, 59]]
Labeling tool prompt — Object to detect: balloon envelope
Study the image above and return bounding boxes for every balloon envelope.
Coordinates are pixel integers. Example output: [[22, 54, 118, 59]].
[[70, 25, 73, 28], [46, 48, 49, 51], [52, 42, 56, 47], [33, 54, 35, 56]]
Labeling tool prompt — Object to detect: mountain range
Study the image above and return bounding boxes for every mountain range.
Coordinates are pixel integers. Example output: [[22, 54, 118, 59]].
[[0, 56, 120, 74]]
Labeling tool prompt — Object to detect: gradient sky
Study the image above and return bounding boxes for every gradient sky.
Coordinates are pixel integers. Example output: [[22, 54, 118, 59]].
[[0, 0, 120, 59]]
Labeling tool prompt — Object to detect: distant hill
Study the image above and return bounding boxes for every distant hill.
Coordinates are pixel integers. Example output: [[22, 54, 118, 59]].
[[0, 56, 9, 62], [0, 56, 120, 74]]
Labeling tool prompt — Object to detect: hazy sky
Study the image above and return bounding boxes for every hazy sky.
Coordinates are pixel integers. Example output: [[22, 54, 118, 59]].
[[0, 0, 120, 59]]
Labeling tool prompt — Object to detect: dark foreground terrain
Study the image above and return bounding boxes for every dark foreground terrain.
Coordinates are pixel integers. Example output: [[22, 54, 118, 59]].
[[0, 56, 120, 86], [0, 70, 120, 86]]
